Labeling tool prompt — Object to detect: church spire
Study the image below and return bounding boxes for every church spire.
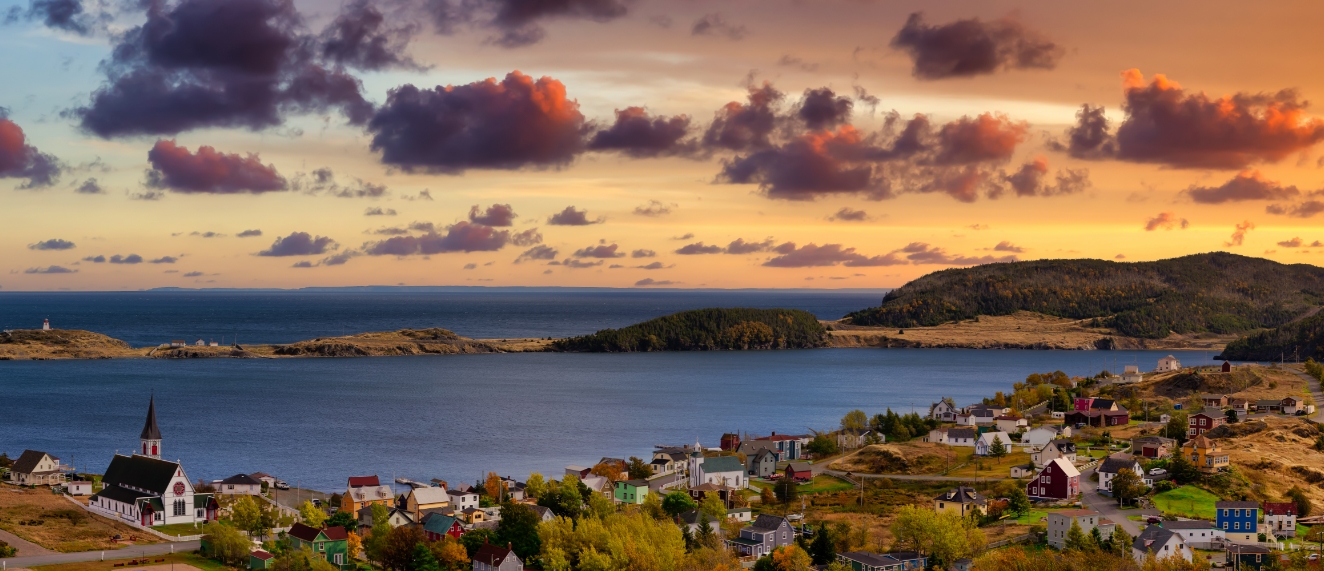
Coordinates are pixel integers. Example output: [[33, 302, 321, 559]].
[[140, 396, 162, 459]]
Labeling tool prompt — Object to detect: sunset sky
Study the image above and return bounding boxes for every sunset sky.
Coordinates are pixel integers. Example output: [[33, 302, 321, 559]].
[[5, 0, 1324, 290]]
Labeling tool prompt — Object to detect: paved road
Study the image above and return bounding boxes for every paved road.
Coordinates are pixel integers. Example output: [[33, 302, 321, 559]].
[[0, 529, 51, 557], [1078, 466, 1158, 538], [822, 469, 1014, 483], [1285, 367, 1324, 423], [0, 541, 199, 568]]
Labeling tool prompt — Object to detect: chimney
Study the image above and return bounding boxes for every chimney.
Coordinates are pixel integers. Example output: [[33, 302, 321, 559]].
[[771, 431, 776, 436]]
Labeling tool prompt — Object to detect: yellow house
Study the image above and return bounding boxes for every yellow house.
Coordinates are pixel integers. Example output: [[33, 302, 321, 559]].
[[461, 507, 486, 524], [933, 487, 987, 518], [405, 487, 450, 520], [1181, 435, 1229, 474], [341, 476, 394, 514]]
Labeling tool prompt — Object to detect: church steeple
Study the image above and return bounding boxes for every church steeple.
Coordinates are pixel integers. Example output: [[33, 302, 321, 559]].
[[140, 396, 162, 459]]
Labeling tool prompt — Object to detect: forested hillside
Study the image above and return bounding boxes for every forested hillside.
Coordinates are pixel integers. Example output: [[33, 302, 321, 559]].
[[845, 253, 1324, 339], [1220, 312, 1324, 361], [551, 308, 829, 352]]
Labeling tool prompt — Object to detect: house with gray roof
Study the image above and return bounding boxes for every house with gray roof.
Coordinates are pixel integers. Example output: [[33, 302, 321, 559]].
[[747, 448, 778, 478], [727, 514, 794, 558], [1132, 524, 1191, 564], [690, 455, 746, 488], [1096, 454, 1143, 493]]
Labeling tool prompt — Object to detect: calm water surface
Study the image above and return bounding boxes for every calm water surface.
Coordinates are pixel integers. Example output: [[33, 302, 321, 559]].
[[1, 347, 1220, 491]]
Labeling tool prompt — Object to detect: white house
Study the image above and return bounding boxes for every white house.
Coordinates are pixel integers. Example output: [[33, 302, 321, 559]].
[[1161, 521, 1225, 548], [929, 398, 959, 422], [446, 488, 480, 511], [1264, 503, 1298, 538], [1132, 525, 1192, 564], [215, 473, 263, 495], [688, 448, 746, 488], [1021, 425, 1071, 447], [88, 397, 217, 527], [1118, 365, 1143, 384], [937, 429, 979, 447], [1031, 439, 1077, 468], [68, 480, 93, 496], [954, 413, 976, 426], [1156, 355, 1181, 372], [1047, 510, 1113, 549], [994, 416, 1028, 433], [1096, 455, 1143, 492], [974, 432, 1013, 456], [8, 450, 65, 486]]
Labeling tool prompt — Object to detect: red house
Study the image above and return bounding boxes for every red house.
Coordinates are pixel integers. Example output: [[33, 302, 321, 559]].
[[720, 433, 741, 452], [1063, 409, 1129, 427], [422, 513, 465, 541], [1026, 458, 1080, 501], [1187, 413, 1225, 438], [785, 462, 813, 481], [1073, 398, 1094, 412]]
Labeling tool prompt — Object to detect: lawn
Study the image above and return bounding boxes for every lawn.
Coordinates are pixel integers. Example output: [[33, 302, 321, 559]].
[[944, 451, 1031, 479], [0, 484, 160, 552], [1014, 508, 1049, 525], [750, 475, 855, 495], [152, 522, 206, 536], [33, 552, 232, 571], [1152, 485, 1219, 520]]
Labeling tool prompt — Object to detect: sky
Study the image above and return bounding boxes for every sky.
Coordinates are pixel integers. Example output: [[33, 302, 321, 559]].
[[4, 0, 1324, 291]]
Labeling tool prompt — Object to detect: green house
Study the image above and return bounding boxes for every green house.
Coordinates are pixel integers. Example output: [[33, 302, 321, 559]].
[[287, 523, 350, 570], [250, 550, 274, 570], [613, 479, 649, 504]]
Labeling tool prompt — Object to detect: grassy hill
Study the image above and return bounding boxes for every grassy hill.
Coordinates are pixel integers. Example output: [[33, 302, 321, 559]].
[[551, 308, 829, 352], [1220, 311, 1324, 361], [844, 253, 1324, 339]]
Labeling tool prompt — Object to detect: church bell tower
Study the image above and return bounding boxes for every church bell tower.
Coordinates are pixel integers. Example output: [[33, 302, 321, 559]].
[[140, 396, 162, 459]]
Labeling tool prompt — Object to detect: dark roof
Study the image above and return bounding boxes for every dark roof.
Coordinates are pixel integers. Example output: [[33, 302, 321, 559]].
[[1256, 399, 1281, 407], [102, 454, 181, 495], [348, 475, 380, 487], [749, 514, 788, 532], [472, 544, 517, 567], [1049, 439, 1077, 453], [12, 450, 53, 474], [1264, 502, 1297, 516], [1133, 525, 1179, 552], [220, 473, 264, 485], [1098, 456, 1140, 474], [933, 487, 987, 505], [140, 396, 162, 440], [1161, 521, 1217, 530], [702, 456, 745, 474], [1227, 543, 1272, 555], [786, 462, 813, 473], [1133, 436, 1176, 445], [947, 428, 978, 439], [288, 523, 322, 542], [322, 526, 347, 540], [1090, 398, 1116, 409], [1216, 501, 1260, 510], [91, 484, 149, 504]]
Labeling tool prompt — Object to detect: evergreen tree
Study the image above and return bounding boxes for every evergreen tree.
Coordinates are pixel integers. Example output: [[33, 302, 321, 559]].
[[408, 543, 440, 571], [1109, 528, 1133, 557], [495, 502, 541, 560], [809, 526, 836, 565], [696, 517, 718, 550], [1064, 519, 1089, 551], [1169, 453, 1200, 484], [1089, 527, 1104, 552], [989, 435, 1007, 463]]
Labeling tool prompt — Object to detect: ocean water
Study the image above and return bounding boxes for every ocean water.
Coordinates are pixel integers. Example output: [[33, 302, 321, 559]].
[[0, 289, 886, 346], [1, 289, 1226, 492]]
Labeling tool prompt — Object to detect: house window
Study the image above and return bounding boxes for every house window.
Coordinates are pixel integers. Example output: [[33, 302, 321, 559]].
[[334, 554, 344, 565], [174, 499, 186, 516], [1234, 522, 1240, 530], [1223, 522, 1228, 530]]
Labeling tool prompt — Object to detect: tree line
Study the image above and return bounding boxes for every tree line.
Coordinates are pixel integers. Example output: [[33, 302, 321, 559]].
[[552, 308, 830, 352]]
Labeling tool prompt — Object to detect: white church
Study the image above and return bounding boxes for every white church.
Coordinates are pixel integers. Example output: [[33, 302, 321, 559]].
[[88, 397, 218, 527]]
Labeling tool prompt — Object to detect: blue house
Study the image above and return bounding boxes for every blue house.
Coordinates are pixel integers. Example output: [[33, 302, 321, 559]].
[[1216, 501, 1260, 543]]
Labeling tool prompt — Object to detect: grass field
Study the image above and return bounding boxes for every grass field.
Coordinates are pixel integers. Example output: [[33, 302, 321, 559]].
[[1152, 485, 1219, 520], [151, 522, 206, 536], [1014, 508, 1050, 525], [33, 552, 232, 571], [945, 451, 1031, 478], [0, 485, 159, 552], [751, 475, 855, 495]]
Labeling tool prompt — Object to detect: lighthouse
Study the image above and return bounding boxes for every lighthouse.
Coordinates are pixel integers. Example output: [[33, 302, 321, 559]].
[[42, 319, 50, 330]]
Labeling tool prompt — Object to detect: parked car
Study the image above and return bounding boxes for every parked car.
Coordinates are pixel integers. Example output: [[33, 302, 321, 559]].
[[312, 499, 322, 507], [275, 480, 290, 490], [1146, 516, 1162, 524]]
